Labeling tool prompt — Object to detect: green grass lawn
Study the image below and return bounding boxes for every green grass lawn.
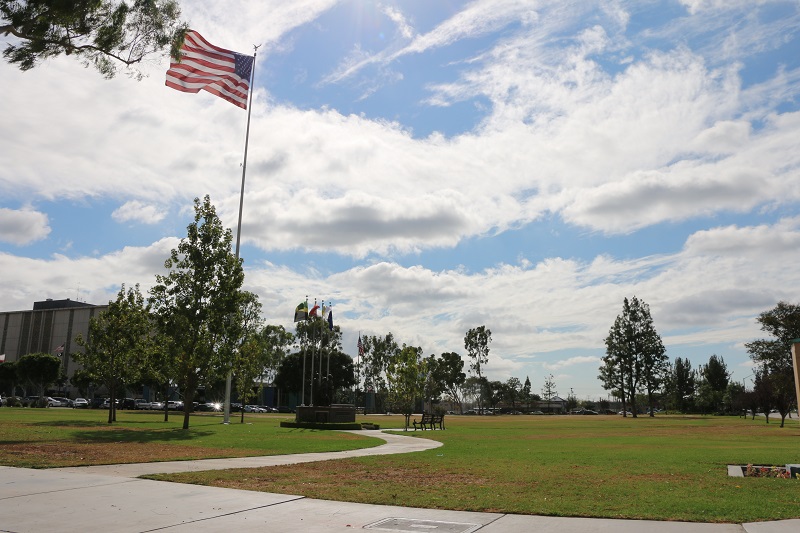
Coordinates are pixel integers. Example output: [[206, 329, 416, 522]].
[[153, 413, 800, 524], [2, 408, 798, 523], [0, 407, 382, 467]]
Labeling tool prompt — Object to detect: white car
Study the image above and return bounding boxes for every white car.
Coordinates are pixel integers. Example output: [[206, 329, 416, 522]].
[[52, 397, 73, 407], [167, 401, 184, 411], [73, 398, 89, 409], [134, 399, 150, 410]]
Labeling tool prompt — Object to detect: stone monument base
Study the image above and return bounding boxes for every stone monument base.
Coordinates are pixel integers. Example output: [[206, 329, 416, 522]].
[[296, 404, 356, 424]]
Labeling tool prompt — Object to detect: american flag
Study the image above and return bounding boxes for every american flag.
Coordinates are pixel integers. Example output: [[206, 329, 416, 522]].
[[54, 344, 64, 354], [357, 335, 364, 357], [165, 30, 254, 109]]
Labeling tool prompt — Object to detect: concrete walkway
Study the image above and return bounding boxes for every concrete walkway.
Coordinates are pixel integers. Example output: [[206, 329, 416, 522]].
[[0, 430, 796, 533], [50, 429, 441, 477]]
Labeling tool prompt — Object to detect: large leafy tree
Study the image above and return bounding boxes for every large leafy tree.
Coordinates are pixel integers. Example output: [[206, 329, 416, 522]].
[[504, 377, 522, 411], [600, 296, 667, 417], [74, 284, 151, 423], [663, 357, 695, 413], [744, 301, 800, 428], [259, 324, 294, 388], [231, 292, 264, 422], [274, 350, 355, 402], [360, 333, 399, 413], [386, 345, 426, 429], [482, 379, 503, 411], [1, 0, 187, 78], [599, 317, 628, 414], [149, 196, 245, 430], [745, 301, 800, 373], [69, 368, 96, 399], [16, 352, 61, 406], [464, 325, 491, 411], [0, 361, 19, 396], [701, 355, 730, 392], [430, 351, 466, 413], [421, 354, 443, 413], [697, 355, 730, 414]]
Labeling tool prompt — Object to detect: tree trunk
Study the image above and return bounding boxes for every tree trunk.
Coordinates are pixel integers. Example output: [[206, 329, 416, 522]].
[[107, 388, 114, 424], [182, 390, 194, 430]]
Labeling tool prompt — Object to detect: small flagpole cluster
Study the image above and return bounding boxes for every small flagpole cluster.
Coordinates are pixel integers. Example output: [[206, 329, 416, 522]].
[[293, 297, 335, 406]]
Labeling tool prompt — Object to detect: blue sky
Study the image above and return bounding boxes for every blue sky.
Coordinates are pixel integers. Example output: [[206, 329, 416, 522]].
[[2, 0, 800, 399]]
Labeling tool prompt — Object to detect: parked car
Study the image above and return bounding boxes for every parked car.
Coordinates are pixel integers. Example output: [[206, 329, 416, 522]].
[[22, 396, 56, 407], [148, 401, 164, 410], [101, 398, 124, 409], [277, 406, 294, 413], [119, 398, 137, 410], [531, 410, 545, 415], [134, 399, 149, 410], [52, 397, 73, 407], [73, 398, 89, 409], [166, 400, 184, 411], [582, 409, 599, 415]]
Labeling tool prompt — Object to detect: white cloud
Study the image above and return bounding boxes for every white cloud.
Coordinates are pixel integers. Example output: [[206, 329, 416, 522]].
[[678, 0, 769, 16], [383, 5, 416, 40], [2, 0, 799, 398], [322, 0, 538, 85], [0, 208, 50, 245], [112, 201, 167, 225], [0, 215, 797, 395], [543, 356, 602, 372]]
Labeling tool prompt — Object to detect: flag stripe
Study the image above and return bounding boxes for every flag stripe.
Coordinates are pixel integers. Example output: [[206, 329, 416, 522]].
[[166, 72, 249, 102], [165, 30, 253, 109]]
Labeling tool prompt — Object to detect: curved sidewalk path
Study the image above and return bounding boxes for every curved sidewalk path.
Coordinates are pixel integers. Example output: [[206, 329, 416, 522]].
[[2, 430, 797, 533], [51, 429, 442, 477]]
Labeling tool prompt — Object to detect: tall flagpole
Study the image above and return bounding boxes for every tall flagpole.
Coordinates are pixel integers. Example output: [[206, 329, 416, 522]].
[[224, 44, 260, 425]]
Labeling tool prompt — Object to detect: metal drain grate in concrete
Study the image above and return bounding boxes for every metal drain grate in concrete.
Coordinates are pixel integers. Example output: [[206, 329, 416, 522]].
[[363, 517, 482, 533]]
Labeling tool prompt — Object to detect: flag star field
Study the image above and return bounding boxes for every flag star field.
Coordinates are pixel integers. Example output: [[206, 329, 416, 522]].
[[1, 1, 799, 398]]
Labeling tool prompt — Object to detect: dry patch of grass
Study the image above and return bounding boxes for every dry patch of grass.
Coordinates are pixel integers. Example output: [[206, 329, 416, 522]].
[[0, 441, 262, 468]]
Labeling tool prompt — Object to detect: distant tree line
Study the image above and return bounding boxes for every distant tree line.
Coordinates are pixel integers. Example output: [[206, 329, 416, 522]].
[[599, 297, 799, 427]]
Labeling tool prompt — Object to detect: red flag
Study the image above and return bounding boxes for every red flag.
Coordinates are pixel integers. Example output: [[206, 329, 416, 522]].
[[357, 335, 364, 357], [166, 30, 254, 109], [54, 344, 64, 354]]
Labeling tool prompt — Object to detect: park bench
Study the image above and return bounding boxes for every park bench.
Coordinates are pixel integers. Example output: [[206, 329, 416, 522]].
[[413, 413, 446, 431]]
